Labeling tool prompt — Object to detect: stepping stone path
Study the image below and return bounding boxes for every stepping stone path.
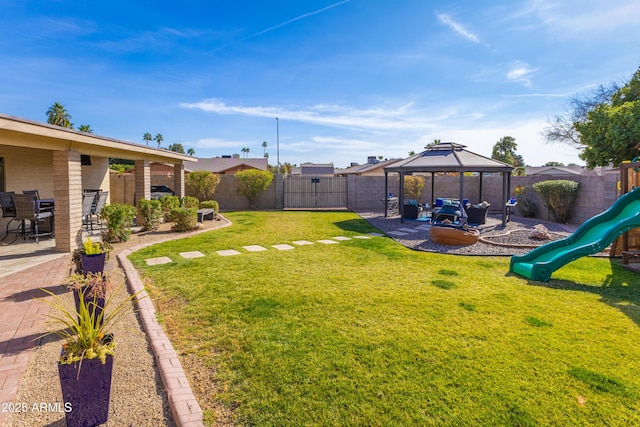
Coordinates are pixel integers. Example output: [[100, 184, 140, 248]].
[[243, 245, 267, 252], [142, 227, 428, 265], [217, 249, 241, 256], [146, 256, 172, 266], [179, 251, 206, 259], [292, 240, 314, 245], [273, 244, 295, 250]]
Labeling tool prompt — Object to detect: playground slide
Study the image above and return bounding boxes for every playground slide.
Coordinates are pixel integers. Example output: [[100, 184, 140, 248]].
[[510, 187, 640, 282]]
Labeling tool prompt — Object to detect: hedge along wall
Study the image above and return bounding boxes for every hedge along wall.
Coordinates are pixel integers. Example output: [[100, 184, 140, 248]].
[[112, 171, 619, 225]]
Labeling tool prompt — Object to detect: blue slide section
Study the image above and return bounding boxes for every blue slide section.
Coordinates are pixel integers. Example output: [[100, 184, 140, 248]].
[[510, 187, 640, 282]]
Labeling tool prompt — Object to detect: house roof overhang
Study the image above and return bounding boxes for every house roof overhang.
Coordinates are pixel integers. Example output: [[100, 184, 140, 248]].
[[0, 114, 194, 164]]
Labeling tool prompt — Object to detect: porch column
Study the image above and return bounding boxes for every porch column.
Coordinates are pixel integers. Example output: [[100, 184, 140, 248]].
[[173, 163, 185, 198], [134, 159, 151, 206], [52, 150, 83, 253]]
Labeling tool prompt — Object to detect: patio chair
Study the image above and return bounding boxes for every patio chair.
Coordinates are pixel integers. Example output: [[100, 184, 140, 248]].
[[0, 191, 17, 240], [91, 191, 109, 229], [12, 193, 54, 243], [403, 203, 421, 220], [82, 191, 99, 234], [22, 189, 40, 199]]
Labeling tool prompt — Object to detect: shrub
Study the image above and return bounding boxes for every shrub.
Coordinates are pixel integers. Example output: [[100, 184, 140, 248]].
[[514, 185, 538, 218], [532, 180, 580, 223], [100, 203, 136, 242], [185, 170, 221, 201], [181, 196, 200, 209], [404, 176, 425, 201], [200, 200, 219, 213], [159, 195, 180, 221], [137, 199, 163, 231], [171, 208, 198, 232], [235, 169, 273, 209]]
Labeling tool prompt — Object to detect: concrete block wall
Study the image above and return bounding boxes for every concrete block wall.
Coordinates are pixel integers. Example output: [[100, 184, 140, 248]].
[[109, 171, 623, 227]]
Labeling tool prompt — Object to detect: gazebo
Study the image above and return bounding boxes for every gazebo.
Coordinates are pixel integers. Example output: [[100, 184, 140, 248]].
[[384, 143, 514, 225]]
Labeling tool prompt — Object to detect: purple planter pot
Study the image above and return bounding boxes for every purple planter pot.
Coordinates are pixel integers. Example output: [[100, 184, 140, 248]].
[[81, 253, 106, 276], [58, 353, 113, 427]]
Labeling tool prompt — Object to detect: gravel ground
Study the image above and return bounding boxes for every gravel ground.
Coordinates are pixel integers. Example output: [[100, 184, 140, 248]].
[[358, 211, 581, 256], [6, 218, 230, 427]]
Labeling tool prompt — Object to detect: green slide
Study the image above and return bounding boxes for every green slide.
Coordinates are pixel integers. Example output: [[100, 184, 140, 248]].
[[510, 187, 640, 282]]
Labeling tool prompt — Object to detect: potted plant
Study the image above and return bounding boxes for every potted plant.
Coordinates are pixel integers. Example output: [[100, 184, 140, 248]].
[[40, 283, 141, 427], [72, 237, 110, 276], [65, 272, 111, 327]]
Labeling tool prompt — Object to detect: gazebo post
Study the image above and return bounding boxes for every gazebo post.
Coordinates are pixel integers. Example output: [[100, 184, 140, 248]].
[[399, 173, 405, 223], [502, 172, 509, 226], [431, 172, 435, 207], [459, 172, 464, 208], [384, 171, 389, 218], [478, 172, 484, 202]]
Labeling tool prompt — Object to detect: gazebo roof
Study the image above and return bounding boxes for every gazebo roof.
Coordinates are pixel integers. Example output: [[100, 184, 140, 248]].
[[384, 142, 514, 173]]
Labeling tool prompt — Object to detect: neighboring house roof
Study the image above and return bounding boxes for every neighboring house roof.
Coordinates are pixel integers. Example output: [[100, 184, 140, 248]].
[[0, 113, 193, 163], [526, 166, 582, 175], [300, 163, 335, 175], [183, 157, 267, 173], [385, 142, 513, 173], [337, 158, 403, 176]]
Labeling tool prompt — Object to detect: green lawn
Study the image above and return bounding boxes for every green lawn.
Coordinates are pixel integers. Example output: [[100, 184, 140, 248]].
[[128, 211, 640, 426]]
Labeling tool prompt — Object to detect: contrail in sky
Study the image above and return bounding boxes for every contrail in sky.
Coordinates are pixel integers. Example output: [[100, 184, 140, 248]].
[[215, 0, 350, 50], [249, 0, 350, 39]]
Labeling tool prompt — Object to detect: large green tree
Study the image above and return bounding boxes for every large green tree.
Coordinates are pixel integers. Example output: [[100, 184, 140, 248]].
[[46, 102, 73, 128], [545, 65, 640, 168], [491, 136, 524, 166], [573, 67, 640, 167]]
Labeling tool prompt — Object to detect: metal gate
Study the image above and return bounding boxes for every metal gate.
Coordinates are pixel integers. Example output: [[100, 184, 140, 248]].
[[284, 176, 347, 209]]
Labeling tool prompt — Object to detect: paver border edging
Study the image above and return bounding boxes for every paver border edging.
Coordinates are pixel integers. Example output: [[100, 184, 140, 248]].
[[116, 217, 233, 427]]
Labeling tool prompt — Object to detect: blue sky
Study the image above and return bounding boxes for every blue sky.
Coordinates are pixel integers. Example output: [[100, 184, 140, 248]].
[[2, 0, 640, 168]]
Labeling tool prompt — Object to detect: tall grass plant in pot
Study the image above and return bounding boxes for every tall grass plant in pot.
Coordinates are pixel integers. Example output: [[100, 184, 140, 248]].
[[40, 284, 142, 427]]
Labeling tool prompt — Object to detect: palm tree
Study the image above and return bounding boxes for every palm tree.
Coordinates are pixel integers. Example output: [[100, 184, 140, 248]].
[[78, 124, 93, 133], [154, 133, 163, 148], [241, 147, 247, 158], [143, 133, 152, 146], [46, 102, 73, 128], [187, 148, 195, 156], [262, 141, 267, 156]]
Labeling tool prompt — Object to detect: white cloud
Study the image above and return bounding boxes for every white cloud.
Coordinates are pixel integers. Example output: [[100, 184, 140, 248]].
[[516, 0, 640, 36], [436, 13, 479, 43], [180, 98, 437, 132], [506, 62, 537, 87]]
